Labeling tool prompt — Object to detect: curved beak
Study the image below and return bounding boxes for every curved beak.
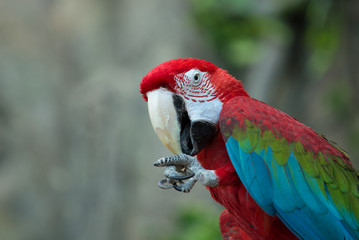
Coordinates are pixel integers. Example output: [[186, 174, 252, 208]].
[[147, 88, 217, 156], [147, 88, 182, 154]]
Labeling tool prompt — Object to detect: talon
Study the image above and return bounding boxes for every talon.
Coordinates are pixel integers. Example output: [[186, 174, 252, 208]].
[[168, 171, 195, 180], [158, 179, 174, 189], [173, 182, 187, 192], [172, 178, 197, 193], [164, 166, 193, 180]]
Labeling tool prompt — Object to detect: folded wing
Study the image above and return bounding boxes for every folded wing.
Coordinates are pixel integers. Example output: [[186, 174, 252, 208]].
[[220, 96, 359, 240]]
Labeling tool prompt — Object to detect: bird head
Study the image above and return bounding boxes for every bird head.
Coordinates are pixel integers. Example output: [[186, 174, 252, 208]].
[[140, 58, 248, 156]]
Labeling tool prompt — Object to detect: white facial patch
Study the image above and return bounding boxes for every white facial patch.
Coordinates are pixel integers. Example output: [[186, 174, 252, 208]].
[[185, 98, 223, 124], [174, 69, 223, 124]]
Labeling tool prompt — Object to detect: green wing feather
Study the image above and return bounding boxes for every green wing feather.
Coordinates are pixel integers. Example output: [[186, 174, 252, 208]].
[[220, 96, 359, 238]]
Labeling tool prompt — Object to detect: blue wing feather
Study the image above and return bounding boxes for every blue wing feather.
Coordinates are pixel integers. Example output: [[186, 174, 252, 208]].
[[286, 153, 328, 214], [275, 205, 353, 240], [227, 137, 275, 215], [226, 137, 356, 239], [267, 149, 303, 212], [220, 96, 359, 240]]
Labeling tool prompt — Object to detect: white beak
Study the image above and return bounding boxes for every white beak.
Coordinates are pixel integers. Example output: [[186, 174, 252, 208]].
[[147, 88, 182, 154]]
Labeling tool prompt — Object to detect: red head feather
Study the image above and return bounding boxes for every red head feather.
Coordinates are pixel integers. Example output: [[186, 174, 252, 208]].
[[140, 58, 249, 102]]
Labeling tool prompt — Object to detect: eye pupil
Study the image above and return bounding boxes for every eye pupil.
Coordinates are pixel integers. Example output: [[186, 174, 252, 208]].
[[194, 74, 199, 81]]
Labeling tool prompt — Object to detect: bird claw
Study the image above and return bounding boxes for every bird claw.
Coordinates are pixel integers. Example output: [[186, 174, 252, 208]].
[[158, 178, 176, 189], [168, 171, 195, 180], [154, 154, 195, 167], [163, 165, 194, 181], [173, 178, 197, 193], [154, 154, 197, 193], [157, 178, 196, 193], [154, 154, 218, 193]]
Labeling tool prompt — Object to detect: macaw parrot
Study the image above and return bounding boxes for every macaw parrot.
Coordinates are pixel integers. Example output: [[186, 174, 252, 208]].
[[140, 58, 359, 240]]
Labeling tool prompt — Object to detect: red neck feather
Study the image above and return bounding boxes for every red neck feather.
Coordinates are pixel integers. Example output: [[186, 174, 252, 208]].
[[211, 68, 249, 103]]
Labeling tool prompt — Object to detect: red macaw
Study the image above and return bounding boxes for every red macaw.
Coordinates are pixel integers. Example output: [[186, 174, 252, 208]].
[[140, 58, 359, 240]]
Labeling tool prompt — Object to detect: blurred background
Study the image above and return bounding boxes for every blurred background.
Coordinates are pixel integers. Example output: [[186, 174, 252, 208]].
[[0, 0, 358, 239]]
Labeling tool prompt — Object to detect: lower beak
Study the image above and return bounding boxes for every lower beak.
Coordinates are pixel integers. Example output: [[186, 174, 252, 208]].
[[147, 88, 182, 154]]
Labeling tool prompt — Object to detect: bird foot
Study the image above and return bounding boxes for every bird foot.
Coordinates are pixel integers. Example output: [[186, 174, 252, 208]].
[[154, 154, 218, 193]]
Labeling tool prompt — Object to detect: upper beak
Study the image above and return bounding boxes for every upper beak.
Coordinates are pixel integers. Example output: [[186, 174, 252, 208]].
[[147, 88, 182, 154], [147, 88, 217, 156]]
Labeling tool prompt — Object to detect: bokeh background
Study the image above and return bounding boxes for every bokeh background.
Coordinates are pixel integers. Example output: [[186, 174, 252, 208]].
[[0, 0, 358, 239]]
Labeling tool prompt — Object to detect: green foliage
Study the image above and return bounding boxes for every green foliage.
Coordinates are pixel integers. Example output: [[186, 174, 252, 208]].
[[188, 0, 359, 165], [189, 0, 290, 69], [323, 81, 359, 166], [324, 82, 351, 119], [188, 0, 341, 76], [159, 206, 222, 240], [305, 1, 341, 77]]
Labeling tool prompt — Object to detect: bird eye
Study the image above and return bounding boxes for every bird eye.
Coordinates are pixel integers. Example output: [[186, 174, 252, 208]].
[[193, 73, 201, 84]]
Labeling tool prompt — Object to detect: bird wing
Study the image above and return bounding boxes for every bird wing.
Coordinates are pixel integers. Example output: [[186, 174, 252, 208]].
[[219, 96, 359, 240]]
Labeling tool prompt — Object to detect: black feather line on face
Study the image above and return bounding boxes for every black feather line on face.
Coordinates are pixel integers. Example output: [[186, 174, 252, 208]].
[[173, 95, 193, 155], [172, 95, 217, 156]]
